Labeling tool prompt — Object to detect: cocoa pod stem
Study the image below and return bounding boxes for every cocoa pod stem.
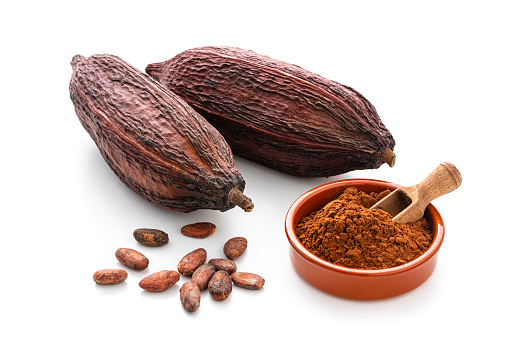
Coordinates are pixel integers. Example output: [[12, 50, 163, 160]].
[[381, 148, 396, 167], [228, 187, 254, 212]]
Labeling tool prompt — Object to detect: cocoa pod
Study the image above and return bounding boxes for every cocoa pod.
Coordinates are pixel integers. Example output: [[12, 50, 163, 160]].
[[146, 46, 396, 177], [181, 222, 216, 239], [177, 248, 207, 276], [133, 228, 169, 247], [180, 282, 201, 312], [231, 272, 265, 290], [93, 269, 128, 285], [223, 237, 247, 260], [139, 270, 180, 292], [191, 263, 216, 290], [208, 258, 237, 275], [115, 248, 149, 270], [208, 270, 232, 301], [69, 54, 253, 212]]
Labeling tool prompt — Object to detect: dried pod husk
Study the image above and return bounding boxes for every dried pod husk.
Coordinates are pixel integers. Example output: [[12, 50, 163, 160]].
[[146, 46, 396, 177], [69, 54, 253, 212]]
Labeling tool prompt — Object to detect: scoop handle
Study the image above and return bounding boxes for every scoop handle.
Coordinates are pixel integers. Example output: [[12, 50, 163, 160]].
[[417, 162, 462, 205]]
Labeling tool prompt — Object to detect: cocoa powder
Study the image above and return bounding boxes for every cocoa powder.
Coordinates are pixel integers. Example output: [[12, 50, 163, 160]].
[[295, 187, 433, 270]]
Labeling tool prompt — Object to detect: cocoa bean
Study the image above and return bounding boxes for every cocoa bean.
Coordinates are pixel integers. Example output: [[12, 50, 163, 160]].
[[208, 258, 237, 275], [208, 270, 232, 301], [181, 222, 216, 239], [177, 248, 207, 276], [133, 228, 169, 247], [93, 269, 128, 285], [191, 264, 216, 291], [180, 282, 201, 312], [223, 237, 247, 260], [231, 272, 265, 290], [115, 248, 149, 270], [139, 270, 180, 292]]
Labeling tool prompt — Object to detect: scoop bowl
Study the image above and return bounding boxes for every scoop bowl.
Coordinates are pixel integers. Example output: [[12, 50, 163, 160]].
[[285, 179, 445, 300]]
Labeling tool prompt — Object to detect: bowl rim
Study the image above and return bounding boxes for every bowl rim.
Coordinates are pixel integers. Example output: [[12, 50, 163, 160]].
[[285, 178, 445, 277]]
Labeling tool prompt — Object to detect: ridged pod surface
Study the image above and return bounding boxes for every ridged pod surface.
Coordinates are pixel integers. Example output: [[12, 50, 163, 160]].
[[146, 46, 396, 177], [70, 54, 253, 212]]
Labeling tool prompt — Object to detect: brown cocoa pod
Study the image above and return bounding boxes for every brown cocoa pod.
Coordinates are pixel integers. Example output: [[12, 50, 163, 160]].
[[223, 237, 247, 260], [115, 248, 149, 270], [69, 54, 253, 212], [93, 269, 128, 285], [181, 222, 216, 239], [146, 46, 396, 177], [180, 282, 201, 312], [139, 270, 180, 292], [133, 228, 169, 247], [208, 258, 237, 275], [208, 270, 232, 301], [231, 272, 265, 290], [191, 263, 216, 290], [177, 248, 207, 276]]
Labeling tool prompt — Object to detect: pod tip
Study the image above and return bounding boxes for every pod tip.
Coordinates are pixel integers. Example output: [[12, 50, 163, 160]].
[[381, 148, 396, 167], [228, 187, 254, 212]]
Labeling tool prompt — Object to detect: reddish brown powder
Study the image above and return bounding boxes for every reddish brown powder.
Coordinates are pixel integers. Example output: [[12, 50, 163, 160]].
[[295, 187, 433, 270]]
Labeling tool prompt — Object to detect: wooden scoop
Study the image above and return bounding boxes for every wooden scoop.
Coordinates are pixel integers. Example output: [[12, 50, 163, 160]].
[[371, 162, 462, 223]]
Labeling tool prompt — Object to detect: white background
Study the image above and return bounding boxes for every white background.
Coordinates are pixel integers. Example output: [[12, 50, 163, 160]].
[[2, 1, 508, 337]]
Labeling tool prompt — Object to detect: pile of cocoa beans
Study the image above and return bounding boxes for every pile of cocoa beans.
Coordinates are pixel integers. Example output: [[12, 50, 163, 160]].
[[93, 226, 265, 313]]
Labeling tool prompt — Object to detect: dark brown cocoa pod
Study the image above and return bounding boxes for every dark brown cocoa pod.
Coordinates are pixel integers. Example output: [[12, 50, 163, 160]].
[[177, 248, 207, 276], [208, 270, 232, 301], [69, 54, 253, 212], [181, 222, 216, 239], [180, 282, 201, 312], [93, 269, 128, 285], [133, 228, 169, 247], [223, 237, 247, 260], [146, 46, 396, 177], [139, 270, 180, 292], [115, 248, 149, 270], [191, 263, 216, 290], [208, 258, 237, 275], [231, 272, 265, 290]]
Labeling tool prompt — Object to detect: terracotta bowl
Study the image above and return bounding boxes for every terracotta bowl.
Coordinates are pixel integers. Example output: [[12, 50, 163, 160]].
[[285, 179, 445, 300]]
